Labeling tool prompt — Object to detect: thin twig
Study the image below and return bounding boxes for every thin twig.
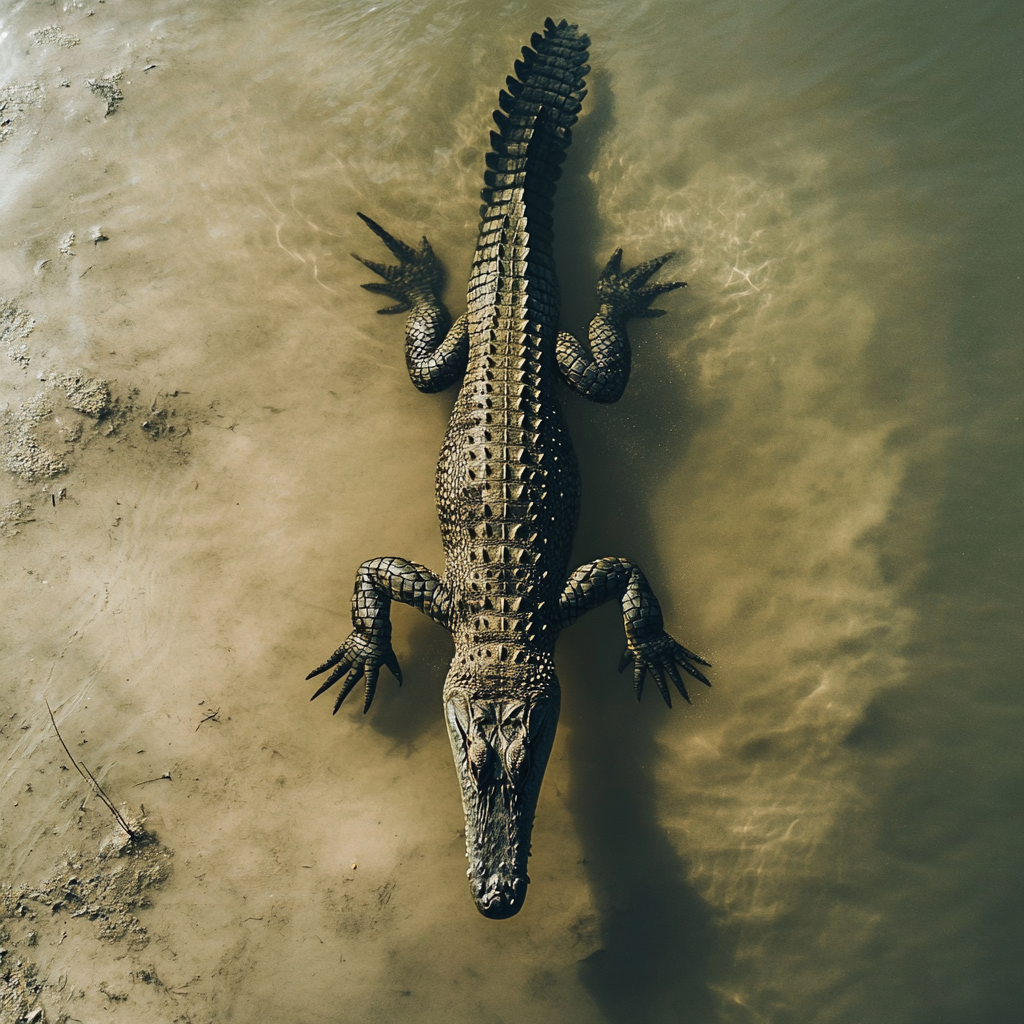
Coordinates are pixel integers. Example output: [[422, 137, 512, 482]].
[[46, 699, 136, 839], [80, 762, 136, 837], [195, 707, 221, 731], [133, 773, 171, 787]]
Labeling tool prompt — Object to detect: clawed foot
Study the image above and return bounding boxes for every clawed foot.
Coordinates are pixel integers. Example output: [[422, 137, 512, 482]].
[[618, 634, 710, 707], [597, 248, 686, 322], [307, 631, 403, 714], [353, 212, 445, 314]]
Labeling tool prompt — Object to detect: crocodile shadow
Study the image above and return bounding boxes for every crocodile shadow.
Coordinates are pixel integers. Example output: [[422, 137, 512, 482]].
[[554, 71, 727, 1024]]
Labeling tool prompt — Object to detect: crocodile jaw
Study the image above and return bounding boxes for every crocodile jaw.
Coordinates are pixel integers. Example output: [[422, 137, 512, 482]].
[[444, 685, 560, 919]]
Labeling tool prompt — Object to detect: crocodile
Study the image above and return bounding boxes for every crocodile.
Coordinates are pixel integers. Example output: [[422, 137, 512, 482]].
[[308, 17, 710, 919]]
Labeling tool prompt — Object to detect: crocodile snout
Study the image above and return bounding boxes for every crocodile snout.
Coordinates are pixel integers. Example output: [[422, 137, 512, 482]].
[[472, 872, 527, 919], [444, 682, 560, 920]]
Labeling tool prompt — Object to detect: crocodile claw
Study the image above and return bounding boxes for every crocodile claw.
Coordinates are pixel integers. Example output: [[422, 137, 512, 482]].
[[357, 212, 419, 262], [360, 280, 410, 307], [307, 631, 402, 715], [598, 247, 686, 322], [618, 636, 711, 708], [352, 212, 445, 314]]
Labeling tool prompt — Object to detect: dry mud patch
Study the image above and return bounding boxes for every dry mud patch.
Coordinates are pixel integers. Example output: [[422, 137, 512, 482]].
[[1, 371, 193, 511], [1, 823, 172, 1024]]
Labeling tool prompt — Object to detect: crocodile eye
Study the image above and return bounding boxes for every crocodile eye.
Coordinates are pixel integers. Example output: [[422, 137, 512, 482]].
[[505, 738, 527, 784], [469, 737, 491, 783]]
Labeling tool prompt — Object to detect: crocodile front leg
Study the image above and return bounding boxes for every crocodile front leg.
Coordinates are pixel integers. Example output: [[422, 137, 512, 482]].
[[353, 213, 469, 393], [307, 557, 450, 714], [557, 556, 710, 706], [556, 249, 686, 403]]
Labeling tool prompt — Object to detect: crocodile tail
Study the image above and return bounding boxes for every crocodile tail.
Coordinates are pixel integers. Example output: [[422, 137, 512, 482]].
[[479, 17, 590, 221]]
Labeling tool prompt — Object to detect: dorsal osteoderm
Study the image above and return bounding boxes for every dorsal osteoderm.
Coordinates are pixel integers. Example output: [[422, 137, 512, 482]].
[[479, 18, 590, 224]]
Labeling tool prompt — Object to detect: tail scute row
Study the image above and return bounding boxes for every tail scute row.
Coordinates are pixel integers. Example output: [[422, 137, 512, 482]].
[[480, 19, 590, 217]]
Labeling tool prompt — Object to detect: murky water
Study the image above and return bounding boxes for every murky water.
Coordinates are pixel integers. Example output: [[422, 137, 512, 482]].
[[1, 0, 1020, 1021]]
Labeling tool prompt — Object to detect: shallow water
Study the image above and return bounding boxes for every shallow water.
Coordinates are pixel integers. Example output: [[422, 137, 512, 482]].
[[1, 0, 1020, 1021]]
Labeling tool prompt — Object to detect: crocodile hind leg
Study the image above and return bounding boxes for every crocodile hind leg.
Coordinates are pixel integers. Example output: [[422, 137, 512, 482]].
[[556, 556, 710, 706], [556, 249, 686, 403], [307, 557, 451, 714], [353, 213, 469, 393]]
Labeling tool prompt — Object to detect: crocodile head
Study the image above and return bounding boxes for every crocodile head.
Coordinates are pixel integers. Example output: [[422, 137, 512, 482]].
[[443, 651, 560, 919]]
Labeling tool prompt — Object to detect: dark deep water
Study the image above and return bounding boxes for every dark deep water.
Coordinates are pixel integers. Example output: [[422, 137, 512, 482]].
[[1, 0, 1021, 1021]]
